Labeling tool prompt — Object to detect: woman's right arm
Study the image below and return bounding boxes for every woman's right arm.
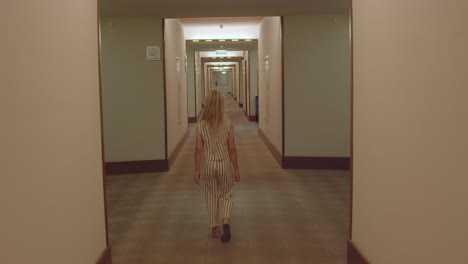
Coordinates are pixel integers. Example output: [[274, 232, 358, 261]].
[[228, 124, 240, 182], [194, 128, 203, 185]]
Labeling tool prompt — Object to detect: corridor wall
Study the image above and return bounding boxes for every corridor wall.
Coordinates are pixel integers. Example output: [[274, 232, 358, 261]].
[[227, 67, 232, 96], [100, 18, 166, 162], [164, 19, 189, 158], [1, 1, 107, 263], [239, 60, 244, 106], [235, 62, 241, 102], [249, 49, 258, 118], [242, 52, 249, 115], [258, 17, 283, 156], [227, 70, 233, 96], [204, 63, 208, 100], [283, 15, 350, 158], [351, 0, 468, 263], [187, 51, 196, 119], [195, 52, 202, 117]]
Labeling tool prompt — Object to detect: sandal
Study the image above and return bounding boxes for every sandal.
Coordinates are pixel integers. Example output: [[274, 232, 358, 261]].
[[212, 226, 221, 237], [220, 224, 231, 243]]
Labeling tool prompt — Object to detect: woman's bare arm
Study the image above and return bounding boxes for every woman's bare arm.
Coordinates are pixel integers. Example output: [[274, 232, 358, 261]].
[[194, 130, 203, 184], [228, 124, 240, 181]]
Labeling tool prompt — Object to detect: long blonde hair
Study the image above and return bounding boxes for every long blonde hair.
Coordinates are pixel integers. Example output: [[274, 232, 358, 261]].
[[200, 90, 227, 134]]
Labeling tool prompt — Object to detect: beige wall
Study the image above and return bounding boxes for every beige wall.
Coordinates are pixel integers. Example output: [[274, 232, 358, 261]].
[[258, 17, 283, 153], [187, 51, 196, 117], [239, 60, 244, 105], [164, 19, 188, 155], [227, 69, 233, 95], [1, 1, 107, 263], [242, 58, 248, 113], [284, 15, 350, 157], [235, 62, 240, 101], [100, 18, 165, 161], [205, 66, 209, 102], [243, 51, 250, 115], [352, 1, 468, 263], [203, 64, 206, 97], [249, 49, 258, 117], [231, 65, 237, 99], [194, 52, 202, 116], [238, 62, 242, 102]]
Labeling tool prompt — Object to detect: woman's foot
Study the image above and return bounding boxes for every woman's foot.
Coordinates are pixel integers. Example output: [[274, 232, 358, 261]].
[[220, 224, 231, 243], [212, 226, 221, 237]]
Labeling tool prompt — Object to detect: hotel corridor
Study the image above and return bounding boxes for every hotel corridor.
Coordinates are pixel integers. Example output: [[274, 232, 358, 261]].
[[105, 97, 350, 264]]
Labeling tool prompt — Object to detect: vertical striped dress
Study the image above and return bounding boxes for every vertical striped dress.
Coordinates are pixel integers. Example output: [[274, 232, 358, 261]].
[[197, 120, 235, 228]]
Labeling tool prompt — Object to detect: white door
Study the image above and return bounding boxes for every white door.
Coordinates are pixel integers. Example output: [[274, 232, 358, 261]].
[[212, 72, 230, 95]]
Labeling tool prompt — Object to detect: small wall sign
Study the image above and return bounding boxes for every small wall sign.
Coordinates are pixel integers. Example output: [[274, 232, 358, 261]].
[[146, 46, 160, 60]]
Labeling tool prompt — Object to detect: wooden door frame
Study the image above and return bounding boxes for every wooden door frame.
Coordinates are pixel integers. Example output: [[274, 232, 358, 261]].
[[349, 0, 354, 241], [98, 9, 355, 264], [96, 0, 109, 249]]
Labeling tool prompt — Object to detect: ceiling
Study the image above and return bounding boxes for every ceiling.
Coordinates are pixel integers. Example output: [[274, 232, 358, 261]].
[[186, 40, 257, 52], [180, 17, 263, 27], [181, 17, 262, 39], [207, 63, 237, 66], [100, 0, 348, 18], [199, 51, 245, 58]]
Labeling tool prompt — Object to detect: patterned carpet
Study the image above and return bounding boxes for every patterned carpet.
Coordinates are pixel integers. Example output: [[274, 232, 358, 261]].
[[105, 97, 350, 264]]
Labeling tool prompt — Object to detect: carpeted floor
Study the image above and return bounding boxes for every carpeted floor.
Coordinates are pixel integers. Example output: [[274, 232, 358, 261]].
[[105, 97, 350, 264]]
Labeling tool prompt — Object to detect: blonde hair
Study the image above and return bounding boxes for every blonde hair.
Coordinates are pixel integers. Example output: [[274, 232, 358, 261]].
[[200, 90, 227, 134]]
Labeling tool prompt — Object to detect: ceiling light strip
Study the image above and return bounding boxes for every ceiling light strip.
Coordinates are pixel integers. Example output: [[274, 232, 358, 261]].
[[188, 39, 257, 43]]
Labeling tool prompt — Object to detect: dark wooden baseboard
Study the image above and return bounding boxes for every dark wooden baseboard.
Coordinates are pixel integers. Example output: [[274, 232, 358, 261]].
[[239, 103, 243, 108], [105, 130, 190, 175], [258, 129, 282, 167], [188, 117, 197, 123], [168, 129, 189, 169], [105, 160, 168, 175], [347, 240, 369, 264], [96, 246, 112, 264], [282, 156, 350, 170], [248, 116, 257, 122]]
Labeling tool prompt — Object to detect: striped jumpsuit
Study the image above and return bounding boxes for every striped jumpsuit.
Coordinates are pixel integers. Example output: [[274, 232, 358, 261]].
[[197, 120, 235, 228]]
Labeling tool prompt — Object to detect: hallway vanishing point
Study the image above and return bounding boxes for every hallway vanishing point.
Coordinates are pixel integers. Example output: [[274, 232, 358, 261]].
[[106, 97, 350, 264]]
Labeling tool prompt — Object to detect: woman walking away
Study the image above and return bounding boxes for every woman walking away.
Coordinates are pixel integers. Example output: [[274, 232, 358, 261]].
[[194, 90, 241, 243]]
